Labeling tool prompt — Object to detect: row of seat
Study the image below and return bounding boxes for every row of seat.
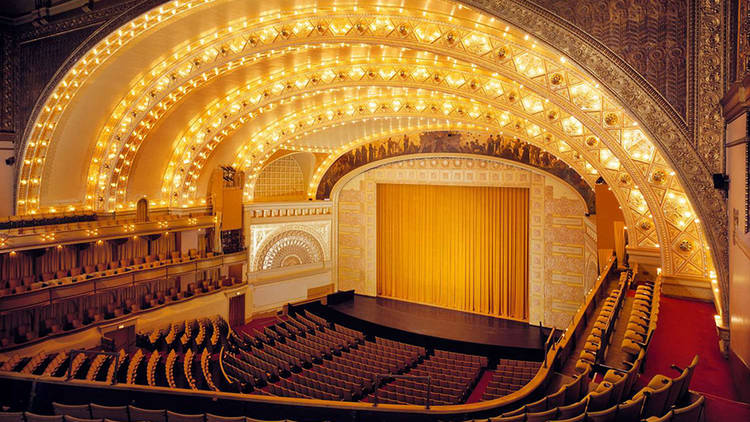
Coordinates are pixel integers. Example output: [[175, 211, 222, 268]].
[[2, 279, 238, 349], [483, 359, 541, 400], [0, 212, 97, 230], [1, 250, 215, 297], [575, 271, 631, 374], [0, 212, 196, 233], [0, 403, 284, 422], [620, 279, 661, 357], [369, 348, 487, 405]]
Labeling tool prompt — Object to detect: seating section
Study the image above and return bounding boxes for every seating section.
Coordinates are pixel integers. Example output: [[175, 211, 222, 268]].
[[370, 348, 488, 405], [0, 271, 702, 422], [574, 270, 631, 375], [482, 358, 541, 400], [223, 312, 425, 401], [1, 275, 241, 350], [0, 212, 97, 231], [1, 248, 222, 298], [0, 316, 230, 393], [620, 277, 662, 358]]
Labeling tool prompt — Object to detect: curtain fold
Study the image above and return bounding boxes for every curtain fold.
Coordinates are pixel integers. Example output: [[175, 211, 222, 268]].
[[376, 184, 529, 320]]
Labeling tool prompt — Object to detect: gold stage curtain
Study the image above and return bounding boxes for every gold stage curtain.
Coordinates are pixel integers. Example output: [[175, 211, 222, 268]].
[[377, 184, 529, 320]]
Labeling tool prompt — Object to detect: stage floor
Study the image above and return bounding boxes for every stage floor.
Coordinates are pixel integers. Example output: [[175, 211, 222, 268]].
[[326, 294, 546, 352]]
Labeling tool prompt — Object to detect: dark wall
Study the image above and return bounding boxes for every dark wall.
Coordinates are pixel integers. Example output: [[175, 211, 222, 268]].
[[530, 0, 688, 118]]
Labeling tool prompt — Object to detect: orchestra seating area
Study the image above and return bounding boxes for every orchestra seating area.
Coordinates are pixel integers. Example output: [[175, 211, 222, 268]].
[[370, 348, 488, 405]]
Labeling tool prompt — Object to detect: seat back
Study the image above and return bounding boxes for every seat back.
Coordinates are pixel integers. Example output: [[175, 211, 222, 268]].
[[53, 403, 91, 419], [166, 411, 204, 422], [63, 416, 103, 422], [547, 385, 566, 408], [526, 408, 558, 422], [90, 404, 127, 421], [583, 404, 617, 422], [679, 355, 699, 402], [128, 406, 166, 422], [666, 367, 689, 411], [642, 379, 673, 417], [614, 394, 644, 422], [550, 414, 585, 422], [557, 397, 588, 419], [0, 412, 24, 422], [672, 394, 704, 422], [526, 396, 548, 413], [25, 413, 64, 422], [587, 385, 612, 412], [206, 415, 245, 422]]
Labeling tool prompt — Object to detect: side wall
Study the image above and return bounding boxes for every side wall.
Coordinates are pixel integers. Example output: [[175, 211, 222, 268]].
[[334, 156, 596, 329], [725, 112, 750, 401]]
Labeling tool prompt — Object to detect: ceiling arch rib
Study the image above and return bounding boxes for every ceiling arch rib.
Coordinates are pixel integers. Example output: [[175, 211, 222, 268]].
[[14, 0, 718, 310]]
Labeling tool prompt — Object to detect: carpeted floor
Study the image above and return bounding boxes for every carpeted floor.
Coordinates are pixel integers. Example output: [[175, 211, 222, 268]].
[[639, 295, 750, 421], [466, 369, 493, 403]]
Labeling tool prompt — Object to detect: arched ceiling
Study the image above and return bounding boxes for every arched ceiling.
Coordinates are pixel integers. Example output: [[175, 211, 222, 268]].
[[15, 0, 723, 318]]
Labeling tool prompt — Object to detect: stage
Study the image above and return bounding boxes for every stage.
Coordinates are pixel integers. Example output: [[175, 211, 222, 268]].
[[315, 293, 549, 359]]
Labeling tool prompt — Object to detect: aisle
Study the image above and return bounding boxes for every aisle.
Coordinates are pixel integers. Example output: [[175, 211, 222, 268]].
[[639, 295, 750, 421]]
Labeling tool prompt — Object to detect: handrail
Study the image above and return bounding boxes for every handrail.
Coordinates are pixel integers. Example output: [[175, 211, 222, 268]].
[[543, 328, 555, 368], [373, 374, 432, 408]]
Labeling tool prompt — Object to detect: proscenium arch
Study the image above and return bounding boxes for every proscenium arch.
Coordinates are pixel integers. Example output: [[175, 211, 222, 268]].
[[14, 0, 725, 318]]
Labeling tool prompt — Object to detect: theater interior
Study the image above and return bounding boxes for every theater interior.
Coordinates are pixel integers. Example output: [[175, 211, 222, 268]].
[[0, 0, 749, 421]]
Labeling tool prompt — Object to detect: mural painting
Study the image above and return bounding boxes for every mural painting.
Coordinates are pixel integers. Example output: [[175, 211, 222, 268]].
[[316, 131, 596, 213]]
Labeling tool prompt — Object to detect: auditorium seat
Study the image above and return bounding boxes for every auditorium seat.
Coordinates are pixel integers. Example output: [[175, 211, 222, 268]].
[[634, 378, 673, 418], [550, 414, 585, 422], [526, 408, 558, 422], [128, 406, 166, 422], [557, 397, 589, 419], [0, 412, 24, 422], [488, 415, 524, 422], [670, 393, 705, 422], [25, 413, 63, 422], [166, 411, 204, 422], [205, 416, 244, 422], [63, 416, 102, 422], [582, 405, 616, 422], [52, 402, 91, 419], [90, 404, 129, 422]]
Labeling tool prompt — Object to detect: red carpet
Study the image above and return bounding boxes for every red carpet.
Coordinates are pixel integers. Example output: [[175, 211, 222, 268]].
[[639, 295, 749, 421], [466, 369, 493, 403], [236, 316, 278, 336]]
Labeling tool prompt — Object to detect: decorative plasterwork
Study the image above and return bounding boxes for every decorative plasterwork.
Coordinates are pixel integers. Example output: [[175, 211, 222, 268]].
[[255, 229, 325, 271], [249, 221, 331, 271], [12, 0, 727, 317]]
